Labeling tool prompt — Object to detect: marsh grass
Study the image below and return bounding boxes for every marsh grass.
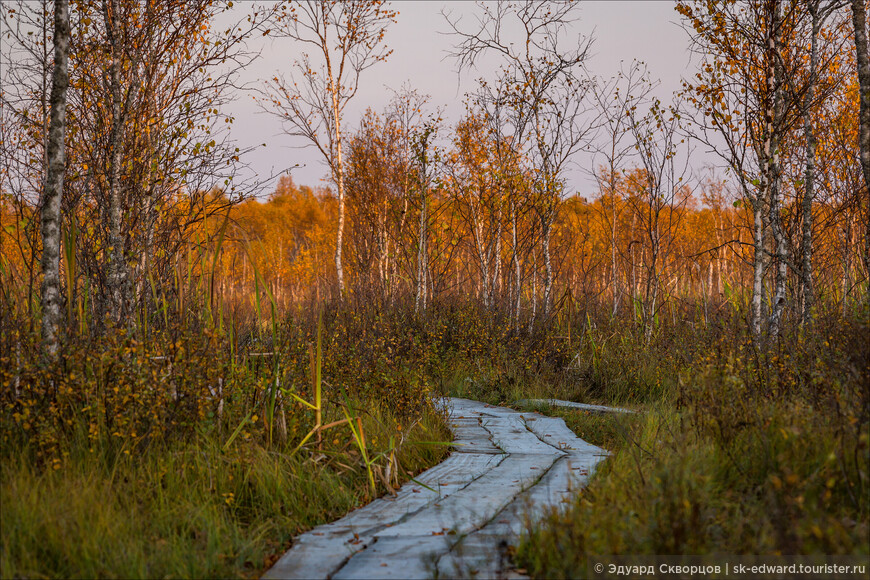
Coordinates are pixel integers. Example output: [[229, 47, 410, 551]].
[[513, 309, 870, 577], [0, 304, 453, 579], [2, 290, 867, 577], [1, 404, 448, 579]]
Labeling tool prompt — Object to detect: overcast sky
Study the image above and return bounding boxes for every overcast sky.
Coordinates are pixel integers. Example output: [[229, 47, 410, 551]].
[[224, 1, 697, 198]]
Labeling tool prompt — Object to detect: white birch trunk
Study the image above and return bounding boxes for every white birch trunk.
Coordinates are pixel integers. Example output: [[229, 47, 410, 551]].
[[40, 0, 70, 356], [767, 0, 788, 339], [415, 182, 428, 312], [493, 210, 502, 306], [611, 196, 620, 317], [851, 0, 870, 293], [322, 9, 345, 298], [512, 203, 521, 328], [800, 3, 821, 326], [542, 215, 553, 317], [751, 197, 765, 337]]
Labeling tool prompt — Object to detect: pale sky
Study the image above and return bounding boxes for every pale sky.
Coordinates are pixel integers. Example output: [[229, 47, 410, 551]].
[[224, 1, 696, 198]]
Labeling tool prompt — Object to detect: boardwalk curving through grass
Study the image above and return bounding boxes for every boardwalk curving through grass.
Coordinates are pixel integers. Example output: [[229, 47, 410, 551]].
[[263, 397, 611, 579]]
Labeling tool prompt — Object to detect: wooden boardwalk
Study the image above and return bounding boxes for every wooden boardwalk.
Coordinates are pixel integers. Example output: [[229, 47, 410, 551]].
[[263, 398, 609, 579]]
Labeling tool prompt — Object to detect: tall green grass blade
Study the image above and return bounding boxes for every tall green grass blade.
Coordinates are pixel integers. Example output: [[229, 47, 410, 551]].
[[315, 309, 322, 441], [267, 373, 279, 446], [344, 408, 376, 495], [223, 409, 253, 451]]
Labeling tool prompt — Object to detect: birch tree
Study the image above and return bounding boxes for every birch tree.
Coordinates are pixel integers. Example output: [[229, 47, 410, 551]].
[[39, 0, 70, 356], [344, 89, 439, 304], [58, 0, 263, 330], [1, 2, 60, 324], [679, 0, 816, 338], [797, 0, 850, 325], [852, 0, 870, 285], [588, 61, 656, 317], [458, 78, 533, 320], [446, 112, 503, 309], [345, 109, 401, 296], [263, 0, 396, 297], [102, 0, 134, 324], [412, 122, 438, 312], [528, 71, 593, 317], [445, 0, 592, 317], [625, 97, 693, 340]]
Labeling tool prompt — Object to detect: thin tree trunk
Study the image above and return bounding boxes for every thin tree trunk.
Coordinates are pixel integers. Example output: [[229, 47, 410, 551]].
[[800, 2, 821, 326], [472, 206, 490, 307], [713, 210, 722, 296], [378, 199, 390, 303], [630, 212, 638, 305], [645, 210, 660, 341], [542, 214, 553, 317], [493, 208, 502, 306], [323, 13, 345, 298], [766, 0, 787, 338], [703, 262, 712, 325], [647, 260, 658, 342], [529, 245, 537, 329], [512, 202, 521, 328], [333, 112, 346, 298], [135, 28, 155, 323], [392, 196, 409, 304], [105, 0, 131, 324], [769, 188, 788, 337], [415, 175, 428, 312], [751, 197, 765, 337], [707, 260, 714, 301], [40, 0, 70, 357], [841, 221, 852, 315], [611, 193, 620, 317], [852, 0, 870, 287], [854, 0, 870, 191]]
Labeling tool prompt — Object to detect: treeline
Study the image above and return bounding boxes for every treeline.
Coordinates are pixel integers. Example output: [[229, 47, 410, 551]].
[[0, 0, 868, 349], [212, 163, 866, 329]]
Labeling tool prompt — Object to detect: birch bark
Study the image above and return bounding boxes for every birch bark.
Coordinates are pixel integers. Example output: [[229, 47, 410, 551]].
[[511, 202, 521, 327], [751, 195, 766, 337], [765, 0, 788, 339], [263, 1, 395, 299], [326, 53, 346, 297], [40, 0, 70, 357], [541, 213, 553, 317], [104, 0, 134, 324], [851, 0, 870, 286], [415, 174, 428, 312], [799, 1, 822, 326]]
